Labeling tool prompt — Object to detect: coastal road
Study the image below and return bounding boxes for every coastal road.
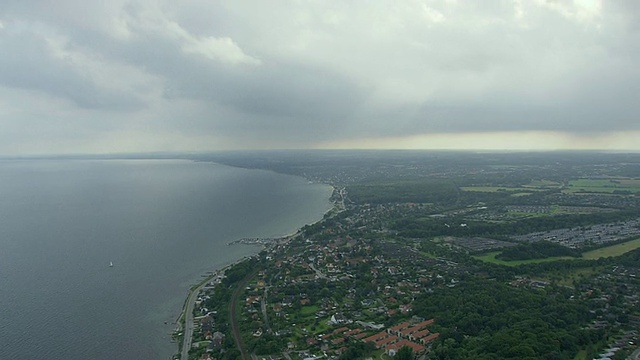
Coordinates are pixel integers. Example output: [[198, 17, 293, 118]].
[[181, 276, 215, 360]]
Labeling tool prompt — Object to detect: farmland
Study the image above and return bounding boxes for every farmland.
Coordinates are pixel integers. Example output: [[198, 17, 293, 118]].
[[564, 178, 640, 194], [582, 238, 640, 259]]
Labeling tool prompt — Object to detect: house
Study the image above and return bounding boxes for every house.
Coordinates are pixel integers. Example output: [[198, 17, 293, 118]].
[[209, 332, 225, 348], [344, 328, 362, 337], [410, 328, 430, 341], [375, 335, 398, 348], [245, 295, 261, 306], [328, 313, 349, 325], [363, 331, 388, 344], [388, 322, 411, 336], [420, 333, 440, 345], [415, 319, 435, 328], [386, 339, 426, 356], [333, 327, 349, 334]]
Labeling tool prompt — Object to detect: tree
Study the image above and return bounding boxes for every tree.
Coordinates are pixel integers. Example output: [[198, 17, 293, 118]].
[[396, 345, 413, 360]]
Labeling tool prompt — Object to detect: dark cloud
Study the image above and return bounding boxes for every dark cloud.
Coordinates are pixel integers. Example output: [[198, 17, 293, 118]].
[[0, 0, 639, 154], [0, 28, 143, 109]]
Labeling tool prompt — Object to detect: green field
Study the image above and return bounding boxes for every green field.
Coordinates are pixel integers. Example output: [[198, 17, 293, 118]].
[[475, 238, 640, 266], [564, 178, 640, 194], [461, 186, 541, 193], [474, 252, 574, 266], [582, 238, 640, 259], [553, 266, 604, 287], [524, 179, 563, 188], [461, 186, 515, 192], [461, 179, 562, 194], [300, 305, 319, 316]]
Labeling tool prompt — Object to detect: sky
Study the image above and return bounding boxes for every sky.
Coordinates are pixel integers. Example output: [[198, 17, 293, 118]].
[[1, 0, 639, 155]]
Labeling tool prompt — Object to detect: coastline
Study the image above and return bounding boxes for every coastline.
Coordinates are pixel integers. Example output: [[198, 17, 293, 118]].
[[175, 256, 253, 360], [173, 184, 343, 359]]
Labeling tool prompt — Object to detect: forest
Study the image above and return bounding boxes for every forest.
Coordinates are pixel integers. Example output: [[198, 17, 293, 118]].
[[413, 280, 598, 360]]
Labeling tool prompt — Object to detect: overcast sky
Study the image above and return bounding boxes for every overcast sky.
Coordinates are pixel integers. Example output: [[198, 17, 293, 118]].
[[1, 0, 639, 155]]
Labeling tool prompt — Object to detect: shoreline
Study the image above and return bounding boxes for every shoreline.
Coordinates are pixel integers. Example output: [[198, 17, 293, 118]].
[[173, 184, 343, 359], [175, 256, 254, 360]]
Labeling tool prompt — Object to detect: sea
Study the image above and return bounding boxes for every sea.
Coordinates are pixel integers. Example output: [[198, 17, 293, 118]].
[[0, 159, 333, 359]]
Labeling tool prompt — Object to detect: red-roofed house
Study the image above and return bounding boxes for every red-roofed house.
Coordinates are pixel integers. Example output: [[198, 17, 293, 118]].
[[354, 332, 369, 340], [401, 324, 425, 337], [363, 331, 388, 344], [344, 329, 362, 337], [333, 327, 349, 334], [414, 319, 435, 328], [375, 335, 398, 348], [387, 322, 411, 336], [420, 333, 440, 345], [410, 328, 430, 341], [386, 339, 426, 356]]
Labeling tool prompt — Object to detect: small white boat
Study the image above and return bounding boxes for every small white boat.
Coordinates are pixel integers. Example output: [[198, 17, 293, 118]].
[[109, 261, 114, 267]]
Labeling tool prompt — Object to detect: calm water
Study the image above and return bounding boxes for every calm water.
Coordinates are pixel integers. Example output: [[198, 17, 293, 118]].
[[0, 159, 332, 359]]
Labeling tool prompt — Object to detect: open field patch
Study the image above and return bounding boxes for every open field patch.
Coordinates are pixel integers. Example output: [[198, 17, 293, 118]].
[[300, 305, 319, 316], [473, 252, 574, 266], [564, 178, 640, 194], [524, 179, 563, 188], [461, 186, 513, 192], [461, 186, 541, 193], [475, 238, 640, 266], [582, 238, 640, 259]]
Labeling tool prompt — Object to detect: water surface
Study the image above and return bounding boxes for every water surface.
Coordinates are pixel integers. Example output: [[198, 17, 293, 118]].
[[0, 159, 332, 359]]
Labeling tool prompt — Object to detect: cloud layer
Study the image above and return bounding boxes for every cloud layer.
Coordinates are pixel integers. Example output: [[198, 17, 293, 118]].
[[1, 0, 639, 154]]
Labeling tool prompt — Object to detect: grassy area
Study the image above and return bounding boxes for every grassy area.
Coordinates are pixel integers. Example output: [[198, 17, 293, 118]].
[[462, 179, 562, 194], [193, 340, 210, 348], [307, 321, 330, 336], [511, 192, 535, 197], [300, 305, 319, 316], [582, 238, 640, 259], [460, 186, 514, 192], [549, 266, 604, 287], [461, 178, 640, 195], [473, 252, 574, 266], [524, 179, 563, 188], [619, 178, 640, 187], [461, 186, 541, 193], [506, 210, 548, 217], [419, 250, 437, 258], [475, 238, 640, 266], [573, 350, 588, 360], [564, 178, 640, 194]]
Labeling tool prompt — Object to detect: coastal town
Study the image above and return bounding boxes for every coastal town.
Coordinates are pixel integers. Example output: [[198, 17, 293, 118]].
[[176, 152, 640, 360]]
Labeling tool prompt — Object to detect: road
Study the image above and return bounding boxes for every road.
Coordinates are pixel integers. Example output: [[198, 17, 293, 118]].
[[309, 263, 327, 279], [180, 275, 216, 360]]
